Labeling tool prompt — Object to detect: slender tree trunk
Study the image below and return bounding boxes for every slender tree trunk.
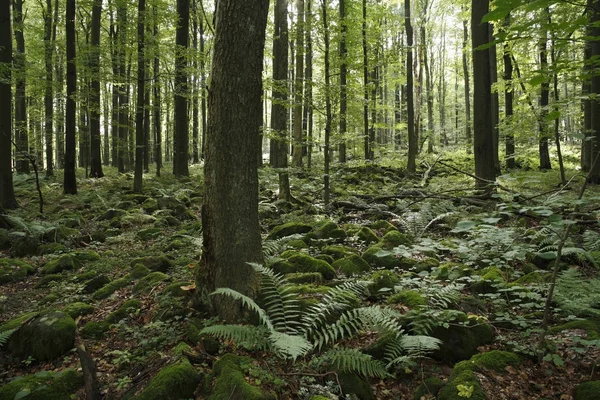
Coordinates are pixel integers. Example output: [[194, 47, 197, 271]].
[[14, 0, 29, 174], [362, 0, 371, 160], [90, 0, 104, 178], [423, 26, 434, 153], [462, 12, 472, 153], [103, 83, 110, 165], [43, 0, 54, 175], [199, 0, 269, 321], [64, 0, 77, 194], [338, 0, 347, 163], [439, 20, 448, 146], [292, 0, 305, 167], [305, 0, 313, 169], [472, 0, 495, 190], [406, 0, 416, 173], [322, 0, 331, 205], [538, 18, 552, 170], [200, 17, 207, 160], [548, 9, 565, 183], [191, 0, 200, 164], [588, 0, 600, 183], [117, 3, 128, 173], [503, 15, 515, 169], [153, 5, 162, 176], [489, 28, 500, 174], [582, 0, 593, 172], [173, 0, 190, 177], [56, 52, 65, 169], [133, 0, 145, 193]]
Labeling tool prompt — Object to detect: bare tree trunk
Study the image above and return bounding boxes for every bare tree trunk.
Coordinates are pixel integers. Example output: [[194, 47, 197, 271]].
[[538, 15, 552, 170], [153, 5, 162, 176], [503, 14, 515, 169], [64, 0, 77, 195], [406, 0, 416, 173], [133, 0, 145, 193], [292, 0, 305, 167], [462, 12, 472, 153], [14, 0, 29, 174], [362, 0, 371, 160], [322, 0, 331, 205], [338, 0, 347, 163], [173, 0, 190, 177], [90, 0, 104, 178]]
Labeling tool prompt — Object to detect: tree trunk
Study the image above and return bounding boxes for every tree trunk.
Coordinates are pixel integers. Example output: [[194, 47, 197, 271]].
[[64, 0, 77, 195], [13, 0, 29, 174], [406, 0, 416, 173], [462, 12, 472, 153], [44, 0, 54, 176], [173, 0, 190, 177], [471, 0, 495, 190], [503, 14, 515, 169], [538, 21, 552, 170], [192, 0, 200, 164], [90, 0, 104, 178], [292, 0, 305, 167], [582, 0, 593, 172], [362, 0, 371, 160], [153, 5, 162, 176], [133, 0, 146, 193], [305, 0, 313, 169], [338, 0, 347, 163], [489, 27, 500, 174], [199, 0, 269, 322], [103, 83, 110, 165], [200, 17, 207, 160], [589, 0, 600, 183], [117, 3, 128, 173]]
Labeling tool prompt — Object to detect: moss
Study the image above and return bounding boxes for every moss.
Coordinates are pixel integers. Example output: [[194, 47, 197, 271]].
[[381, 230, 411, 249], [432, 312, 494, 363], [573, 380, 600, 400], [306, 221, 346, 241], [514, 271, 549, 285], [471, 266, 506, 294], [81, 321, 112, 339], [185, 318, 220, 355], [133, 272, 170, 293], [270, 260, 295, 275], [266, 222, 313, 240], [370, 220, 397, 232], [337, 372, 374, 400], [137, 228, 163, 241], [163, 281, 194, 297], [438, 370, 486, 400], [414, 257, 440, 272], [73, 250, 101, 262], [387, 290, 426, 308], [83, 274, 111, 293], [63, 302, 95, 319], [286, 239, 308, 249], [35, 273, 66, 288], [285, 253, 336, 280], [286, 272, 324, 284], [208, 354, 273, 400], [130, 256, 174, 272], [333, 255, 371, 276], [11, 234, 40, 257], [412, 377, 445, 400], [74, 271, 96, 282], [452, 350, 523, 376], [288, 284, 331, 295], [38, 242, 68, 255], [357, 227, 380, 244], [321, 245, 358, 260], [106, 299, 142, 323], [316, 254, 335, 265], [362, 245, 399, 269], [166, 239, 186, 250], [142, 197, 159, 213], [41, 254, 81, 275], [8, 310, 76, 362], [0, 369, 83, 400], [549, 319, 600, 340], [0, 311, 39, 333], [398, 257, 418, 271], [435, 265, 450, 280], [368, 270, 400, 295], [92, 277, 131, 299], [135, 360, 201, 400], [0, 258, 35, 284], [172, 341, 193, 357], [131, 263, 151, 279], [41, 292, 59, 304]]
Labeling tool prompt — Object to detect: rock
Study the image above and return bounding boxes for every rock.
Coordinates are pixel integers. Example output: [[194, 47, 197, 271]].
[[11, 234, 39, 256], [574, 380, 600, 400], [381, 230, 411, 249], [362, 245, 399, 269], [370, 220, 397, 232], [412, 377, 445, 400], [368, 270, 399, 296], [73, 250, 101, 262], [83, 275, 111, 293], [134, 360, 200, 400], [333, 255, 371, 276], [35, 273, 67, 288], [437, 370, 486, 400], [431, 311, 494, 363], [286, 253, 336, 280], [133, 272, 170, 293], [106, 299, 142, 323], [41, 254, 81, 274], [0, 369, 83, 400], [131, 263, 151, 279], [63, 302, 95, 319], [357, 227, 380, 244], [471, 266, 505, 294], [306, 221, 346, 241], [549, 319, 600, 340], [142, 198, 159, 213], [208, 354, 274, 400], [130, 256, 174, 273], [321, 245, 358, 260], [266, 222, 313, 240], [100, 208, 126, 221], [81, 321, 112, 339], [0, 258, 35, 284], [387, 290, 426, 308], [286, 239, 308, 249], [38, 242, 68, 255], [92, 277, 131, 300], [163, 281, 194, 297], [285, 272, 323, 284], [185, 318, 220, 355], [0, 228, 10, 249], [137, 228, 163, 241], [336, 373, 374, 400], [8, 310, 76, 362]]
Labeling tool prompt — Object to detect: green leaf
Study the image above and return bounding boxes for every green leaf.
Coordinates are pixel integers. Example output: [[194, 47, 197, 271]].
[[480, 217, 501, 224], [546, 110, 561, 121], [536, 251, 557, 260], [528, 75, 547, 87], [14, 389, 31, 399], [451, 220, 478, 233]]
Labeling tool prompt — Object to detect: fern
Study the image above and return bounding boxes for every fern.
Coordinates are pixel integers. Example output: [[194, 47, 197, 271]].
[[210, 288, 274, 331], [200, 324, 271, 351], [0, 328, 16, 347], [262, 234, 304, 262], [554, 269, 600, 319], [395, 200, 455, 238], [583, 230, 600, 252], [312, 348, 390, 378], [384, 335, 441, 369]]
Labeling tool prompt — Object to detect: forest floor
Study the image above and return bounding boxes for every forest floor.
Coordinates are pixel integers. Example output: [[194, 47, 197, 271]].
[[1, 149, 600, 399]]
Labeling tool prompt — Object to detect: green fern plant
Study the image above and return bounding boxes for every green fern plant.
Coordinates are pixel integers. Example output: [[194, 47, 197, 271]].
[[395, 200, 455, 239], [0, 328, 15, 347], [554, 268, 600, 319]]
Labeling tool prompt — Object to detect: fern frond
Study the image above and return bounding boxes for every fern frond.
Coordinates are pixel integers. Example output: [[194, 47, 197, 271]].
[[269, 331, 313, 361], [0, 328, 15, 347], [583, 230, 600, 252], [313, 348, 390, 378], [210, 288, 274, 331], [384, 335, 440, 369], [426, 284, 462, 309], [200, 324, 271, 351]]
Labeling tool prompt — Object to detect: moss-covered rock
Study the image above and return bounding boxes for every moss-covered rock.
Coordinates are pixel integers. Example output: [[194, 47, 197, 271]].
[[83, 274, 111, 293], [471, 266, 506, 294], [413, 377, 445, 400], [0, 369, 83, 400], [11, 234, 40, 256], [63, 302, 95, 319], [333, 255, 371, 276], [286, 239, 309, 249], [0, 311, 39, 334], [273, 253, 336, 280], [267, 222, 313, 240], [133, 272, 170, 293], [134, 360, 201, 400], [368, 270, 400, 296], [414, 257, 440, 273], [38, 242, 68, 255], [337, 372, 374, 400], [35, 273, 67, 288], [437, 370, 486, 400], [106, 299, 142, 323], [387, 290, 426, 308], [137, 228, 163, 241], [321, 245, 358, 260], [185, 318, 220, 355], [163, 281, 195, 297], [208, 354, 274, 400], [92, 276, 131, 299], [131, 263, 151, 279], [100, 208, 127, 221], [513, 271, 549, 285], [549, 319, 600, 340], [381, 230, 411, 249], [73, 250, 101, 262], [357, 227, 380, 244], [41, 254, 81, 275], [431, 312, 494, 363], [130, 256, 174, 273], [142, 198, 159, 213], [362, 245, 399, 269], [81, 321, 112, 339], [452, 350, 523, 376], [0, 258, 36, 284], [285, 272, 324, 284], [8, 310, 76, 362], [573, 380, 600, 400], [370, 220, 397, 232], [306, 221, 346, 241]]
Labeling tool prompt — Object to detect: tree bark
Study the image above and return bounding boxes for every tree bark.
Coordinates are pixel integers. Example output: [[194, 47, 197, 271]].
[[198, 0, 269, 321], [153, 5, 162, 176], [13, 0, 29, 174], [292, 0, 305, 167], [362, 0, 371, 160], [133, 0, 146, 193], [589, 0, 600, 183], [64, 0, 77, 195], [192, 0, 200, 164], [90, 0, 104, 178], [117, 3, 128, 173], [173, 0, 190, 177], [43, 0, 54, 176], [406, 0, 416, 173], [322, 0, 331, 205], [462, 12, 472, 153], [503, 14, 515, 169], [538, 14, 552, 170], [338, 0, 347, 163]]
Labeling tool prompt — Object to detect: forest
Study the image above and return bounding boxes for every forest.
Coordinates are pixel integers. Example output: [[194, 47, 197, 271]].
[[1, 0, 600, 398]]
